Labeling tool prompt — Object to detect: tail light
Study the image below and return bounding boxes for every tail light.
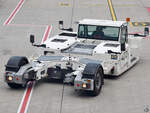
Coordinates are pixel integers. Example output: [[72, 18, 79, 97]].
[[16, 77, 19, 81], [76, 83, 80, 87]]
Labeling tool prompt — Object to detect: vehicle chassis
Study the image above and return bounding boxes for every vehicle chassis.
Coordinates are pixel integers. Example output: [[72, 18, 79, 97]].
[[4, 19, 146, 96]]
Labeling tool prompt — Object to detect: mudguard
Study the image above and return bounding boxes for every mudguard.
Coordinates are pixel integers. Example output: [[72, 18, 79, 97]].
[[82, 63, 102, 79], [5, 56, 29, 72]]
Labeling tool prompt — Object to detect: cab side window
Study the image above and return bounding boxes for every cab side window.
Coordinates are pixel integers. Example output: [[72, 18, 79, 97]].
[[120, 26, 128, 44], [88, 26, 97, 37], [78, 25, 85, 37]]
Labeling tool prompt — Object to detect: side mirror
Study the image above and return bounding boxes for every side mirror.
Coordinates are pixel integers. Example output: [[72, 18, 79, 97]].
[[144, 27, 149, 36], [58, 21, 73, 32], [30, 35, 35, 45], [67, 28, 73, 32], [59, 21, 64, 30], [121, 43, 126, 51]]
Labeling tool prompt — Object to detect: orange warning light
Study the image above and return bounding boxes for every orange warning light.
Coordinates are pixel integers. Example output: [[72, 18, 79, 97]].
[[126, 18, 130, 22]]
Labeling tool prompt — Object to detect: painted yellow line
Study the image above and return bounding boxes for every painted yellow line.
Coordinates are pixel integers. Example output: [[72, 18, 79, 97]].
[[108, 0, 116, 21]]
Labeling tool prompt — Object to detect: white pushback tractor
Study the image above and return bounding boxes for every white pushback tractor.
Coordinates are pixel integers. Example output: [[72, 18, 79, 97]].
[[4, 18, 148, 96]]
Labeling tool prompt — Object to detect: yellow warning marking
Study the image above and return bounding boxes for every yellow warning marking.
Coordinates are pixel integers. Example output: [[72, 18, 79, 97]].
[[130, 22, 150, 27], [129, 22, 133, 26], [108, 0, 116, 21], [59, 2, 70, 7], [134, 22, 138, 26], [142, 23, 146, 26]]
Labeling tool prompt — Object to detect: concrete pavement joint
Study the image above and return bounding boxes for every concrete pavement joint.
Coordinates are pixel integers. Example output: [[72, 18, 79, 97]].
[[82, 3, 105, 7], [8, 23, 48, 28], [114, 4, 137, 7]]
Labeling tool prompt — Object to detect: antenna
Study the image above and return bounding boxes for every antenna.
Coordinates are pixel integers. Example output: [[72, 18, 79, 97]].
[[70, 0, 75, 28]]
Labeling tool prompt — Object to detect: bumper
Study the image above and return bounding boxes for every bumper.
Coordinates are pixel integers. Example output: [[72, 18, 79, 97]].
[[74, 79, 94, 91], [5, 75, 26, 85]]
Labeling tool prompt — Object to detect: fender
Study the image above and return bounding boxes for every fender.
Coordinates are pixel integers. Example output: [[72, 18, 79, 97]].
[[82, 63, 103, 79]]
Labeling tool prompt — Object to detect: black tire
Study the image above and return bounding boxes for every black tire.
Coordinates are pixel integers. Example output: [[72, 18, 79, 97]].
[[7, 83, 23, 89], [91, 67, 104, 96]]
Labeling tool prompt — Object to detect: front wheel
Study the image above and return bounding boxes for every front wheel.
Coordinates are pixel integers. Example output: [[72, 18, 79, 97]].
[[92, 67, 104, 96], [5, 56, 29, 88], [7, 83, 23, 89]]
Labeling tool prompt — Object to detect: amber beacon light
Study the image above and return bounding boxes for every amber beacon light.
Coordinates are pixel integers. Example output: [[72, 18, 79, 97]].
[[126, 18, 130, 22]]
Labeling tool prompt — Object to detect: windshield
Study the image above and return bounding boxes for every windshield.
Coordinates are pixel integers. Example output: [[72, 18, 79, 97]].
[[78, 24, 120, 41]]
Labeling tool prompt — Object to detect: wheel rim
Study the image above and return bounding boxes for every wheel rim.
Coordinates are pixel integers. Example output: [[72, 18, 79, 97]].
[[95, 72, 101, 89]]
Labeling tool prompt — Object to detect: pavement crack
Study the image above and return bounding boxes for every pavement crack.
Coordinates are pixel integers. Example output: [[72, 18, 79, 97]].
[[59, 83, 65, 113]]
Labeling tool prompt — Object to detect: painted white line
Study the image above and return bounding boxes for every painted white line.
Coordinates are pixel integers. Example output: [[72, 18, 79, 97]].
[[41, 25, 52, 44], [17, 81, 35, 113], [3, 0, 25, 25]]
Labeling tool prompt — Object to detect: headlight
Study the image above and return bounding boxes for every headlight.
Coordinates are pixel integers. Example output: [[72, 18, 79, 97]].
[[82, 83, 87, 88], [8, 76, 13, 81]]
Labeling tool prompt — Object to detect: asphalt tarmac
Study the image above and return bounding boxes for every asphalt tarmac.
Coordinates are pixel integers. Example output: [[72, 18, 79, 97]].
[[0, 0, 150, 113]]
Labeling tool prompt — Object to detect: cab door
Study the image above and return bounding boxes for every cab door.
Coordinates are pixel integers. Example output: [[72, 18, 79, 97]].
[[120, 25, 129, 68]]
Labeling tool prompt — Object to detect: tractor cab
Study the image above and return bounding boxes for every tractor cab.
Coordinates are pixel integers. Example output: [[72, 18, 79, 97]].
[[77, 19, 128, 52]]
